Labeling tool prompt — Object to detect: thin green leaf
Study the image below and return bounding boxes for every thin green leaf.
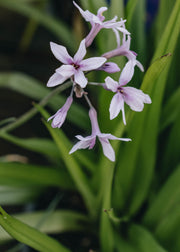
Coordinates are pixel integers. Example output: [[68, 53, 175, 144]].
[[155, 0, 175, 45], [0, 72, 88, 129], [112, 53, 171, 212], [0, 0, 76, 51], [128, 224, 167, 252], [161, 115, 180, 175], [127, 0, 146, 64], [36, 105, 96, 216], [0, 207, 70, 252], [160, 87, 180, 131], [154, 206, 180, 252], [0, 186, 41, 205], [125, 0, 138, 27], [109, 0, 124, 18], [34, 102, 95, 173], [113, 224, 167, 252], [0, 118, 16, 127], [0, 133, 60, 161], [0, 163, 75, 190], [0, 210, 88, 243], [43, 120, 96, 217], [143, 165, 180, 229], [124, 0, 180, 216], [153, 0, 180, 60]]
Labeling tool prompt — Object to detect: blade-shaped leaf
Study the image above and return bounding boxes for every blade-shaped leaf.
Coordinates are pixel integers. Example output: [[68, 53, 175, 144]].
[[0, 0, 76, 51], [154, 206, 180, 252], [111, 53, 171, 212], [0, 72, 88, 129], [0, 163, 75, 189], [128, 224, 167, 252], [0, 186, 41, 205], [0, 132, 60, 161], [160, 87, 180, 131], [0, 210, 88, 243], [0, 207, 70, 252], [36, 105, 96, 216], [143, 165, 180, 229], [125, 0, 138, 27]]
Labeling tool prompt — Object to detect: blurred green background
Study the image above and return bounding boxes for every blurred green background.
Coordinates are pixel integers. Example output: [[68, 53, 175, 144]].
[[0, 0, 179, 251]]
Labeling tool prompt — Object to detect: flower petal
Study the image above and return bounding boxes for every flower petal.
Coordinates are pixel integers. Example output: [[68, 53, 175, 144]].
[[97, 7, 107, 21], [136, 60, 144, 72], [109, 93, 126, 124], [98, 62, 120, 73], [112, 28, 120, 47], [98, 133, 131, 142], [105, 76, 118, 92], [47, 72, 67, 87], [98, 137, 115, 162], [123, 86, 152, 112], [50, 42, 73, 64], [74, 39, 86, 63], [56, 65, 75, 77], [115, 26, 130, 35], [74, 70, 87, 88], [80, 57, 106, 71], [69, 135, 96, 154], [119, 60, 136, 86], [73, 1, 94, 23]]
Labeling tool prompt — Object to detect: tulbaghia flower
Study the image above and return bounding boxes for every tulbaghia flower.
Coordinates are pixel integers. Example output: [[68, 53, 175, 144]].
[[48, 96, 73, 128], [103, 22, 144, 74], [69, 108, 131, 161], [105, 66, 152, 125], [47, 39, 106, 88], [73, 1, 129, 47]]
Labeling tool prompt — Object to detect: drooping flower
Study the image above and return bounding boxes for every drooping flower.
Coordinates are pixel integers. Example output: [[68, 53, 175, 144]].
[[105, 65, 152, 125], [48, 96, 73, 128], [47, 39, 106, 88], [69, 108, 131, 161], [73, 1, 129, 47]]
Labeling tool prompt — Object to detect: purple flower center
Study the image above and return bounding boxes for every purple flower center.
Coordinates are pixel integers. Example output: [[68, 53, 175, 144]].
[[117, 86, 124, 93], [72, 63, 80, 70]]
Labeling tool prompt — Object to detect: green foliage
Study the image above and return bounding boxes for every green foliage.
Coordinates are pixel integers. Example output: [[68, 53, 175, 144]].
[[0, 207, 70, 252], [0, 0, 179, 251]]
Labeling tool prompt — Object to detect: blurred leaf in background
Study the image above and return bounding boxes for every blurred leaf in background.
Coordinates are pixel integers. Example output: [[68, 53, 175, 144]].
[[0, 0, 179, 251]]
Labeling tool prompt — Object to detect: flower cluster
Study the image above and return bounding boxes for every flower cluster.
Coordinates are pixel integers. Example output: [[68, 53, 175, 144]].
[[47, 2, 151, 162]]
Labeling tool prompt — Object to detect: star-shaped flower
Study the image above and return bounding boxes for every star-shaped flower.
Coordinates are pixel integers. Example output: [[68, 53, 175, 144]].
[[70, 108, 131, 161], [105, 64, 152, 125], [47, 39, 106, 88], [73, 1, 129, 47]]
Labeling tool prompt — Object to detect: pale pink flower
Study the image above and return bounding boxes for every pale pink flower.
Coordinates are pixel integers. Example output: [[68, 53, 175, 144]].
[[73, 1, 129, 47], [47, 39, 106, 88], [105, 67, 152, 125], [48, 96, 73, 128], [70, 108, 131, 161]]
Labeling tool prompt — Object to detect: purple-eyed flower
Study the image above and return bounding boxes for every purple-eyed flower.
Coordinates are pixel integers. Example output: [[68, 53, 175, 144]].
[[69, 108, 131, 161], [105, 66, 152, 125], [48, 96, 73, 128], [47, 39, 106, 88], [73, 1, 129, 47]]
